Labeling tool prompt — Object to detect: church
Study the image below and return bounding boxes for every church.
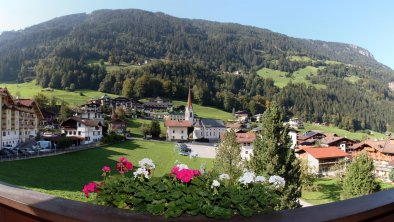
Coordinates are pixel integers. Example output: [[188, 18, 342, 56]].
[[164, 88, 226, 142]]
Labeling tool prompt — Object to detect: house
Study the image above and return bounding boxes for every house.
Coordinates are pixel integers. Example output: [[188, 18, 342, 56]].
[[234, 110, 250, 122], [320, 135, 355, 151], [74, 103, 104, 121], [143, 97, 172, 111], [297, 131, 325, 146], [348, 138, 394, 179], [108, 118, 127, 134], [0, 88, 43, 148], [60, 117, 103, 145], [236, 132, 256, 160], [288, 128, 299, 149], [288, 118, 304, 129], [193, 119, 226, 142], [164, 111, 185, 121], [226, 122, 247, 133], [296, 146, 350, 176]]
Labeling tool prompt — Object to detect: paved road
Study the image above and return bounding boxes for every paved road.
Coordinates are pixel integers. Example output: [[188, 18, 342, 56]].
[[299, 199, 313, 207], [187, 143, 216, 158]]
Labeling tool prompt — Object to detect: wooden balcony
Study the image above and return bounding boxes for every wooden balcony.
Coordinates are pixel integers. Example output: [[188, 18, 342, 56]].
[[0, 182, 393, 222]]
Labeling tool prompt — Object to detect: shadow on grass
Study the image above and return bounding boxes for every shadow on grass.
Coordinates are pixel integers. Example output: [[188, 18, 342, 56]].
[[318, 182, 341, 202], [0, 141, 147, 194]]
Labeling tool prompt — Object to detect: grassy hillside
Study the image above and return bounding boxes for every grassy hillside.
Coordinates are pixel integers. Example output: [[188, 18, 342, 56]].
[[127, 118, 166, 138], [257, 66, 325, 89], [0, 80, 117, 105], [0, 140, 214, 201], [172, 100, 233, 121], [300, 123, 388, 141]]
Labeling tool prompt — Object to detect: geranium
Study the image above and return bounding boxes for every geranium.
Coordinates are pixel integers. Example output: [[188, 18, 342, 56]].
[[238, 171, 255, 185], [139, 158, 155, 170], [82, 182, 98, 198], [255, 176, 266, 183], [219, 173, 230, 181], [116, 156, 133, 174], [102, 166, 111, 172], [211, 179, 220, 189], [269, 175, 286, 189], [171, 164, 201, 183], [133, 167, 150, 179]]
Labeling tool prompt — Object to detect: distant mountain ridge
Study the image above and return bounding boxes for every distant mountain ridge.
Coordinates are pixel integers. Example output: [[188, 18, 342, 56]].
[[0, 9, 392, 82]]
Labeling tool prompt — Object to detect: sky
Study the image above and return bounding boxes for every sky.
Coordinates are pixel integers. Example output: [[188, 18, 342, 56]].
[[1, 0, 393, 68]]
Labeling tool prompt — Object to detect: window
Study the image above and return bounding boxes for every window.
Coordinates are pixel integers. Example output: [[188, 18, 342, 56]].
[[245, 151, 249, 154], [181, 130, 184, 134], [78, 131, 81, 135], [98, 131, 101, 135], [172, 136, 175, 139], [2, 132, 5, 137], [78, 123, 81, 127], [173, 130, 175, 133], [73, 131, 76, 135], [181, 136, 183, 139]]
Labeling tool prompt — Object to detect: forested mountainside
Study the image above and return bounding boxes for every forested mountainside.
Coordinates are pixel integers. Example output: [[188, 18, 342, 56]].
[[0, 9, 394, 132]]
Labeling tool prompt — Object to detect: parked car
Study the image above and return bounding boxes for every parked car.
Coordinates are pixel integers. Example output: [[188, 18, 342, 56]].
[[0, 149, 12, 158], [38, 148, 52, 154], [3, 148, 16, 155], [2, 144, 13, 149], [22, 147, 37, 155]]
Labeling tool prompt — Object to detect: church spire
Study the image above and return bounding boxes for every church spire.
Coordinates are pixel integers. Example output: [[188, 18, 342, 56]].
[[187, 86, 192, 110], [185, 86, 194, 123]]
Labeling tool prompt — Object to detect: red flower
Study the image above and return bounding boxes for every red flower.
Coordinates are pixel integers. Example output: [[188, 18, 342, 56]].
[[116, 157, 133, 174], [193, 170, 201, 176], [176, 169, 195, 183], [171, 166, 180, 175], [82, 182, 98, 198], [102, 166, 111, 173], [125, 161, 133, 171]]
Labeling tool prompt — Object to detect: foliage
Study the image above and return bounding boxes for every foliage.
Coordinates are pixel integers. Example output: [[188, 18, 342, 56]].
[[249, 103, 301, 209], [341, 153, 380, 200], [100, 132, 125, 144], [331, 158, 348, 187], [214, 129, 242, 182], [114, 106, 126, 119], [150, 120, 161, 138], [33, 93, 49, 109], [58, 102, 73, 123], [140, 123, 151, 138], [90, 158, 282, 219], [299, 160, 319, 192], [56, 137, 74, 149], [390, 168, 394, 182]]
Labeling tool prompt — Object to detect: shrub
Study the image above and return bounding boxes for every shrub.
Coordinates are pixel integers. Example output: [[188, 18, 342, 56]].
[[83, 157, 283, 219], [100, 133, 125, 144], [56, 137, 73, 149]]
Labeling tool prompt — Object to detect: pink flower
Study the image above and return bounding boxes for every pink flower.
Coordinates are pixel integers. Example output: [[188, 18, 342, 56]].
[[102, 166, 111, 173], [171, 166, 180, 175], [82, 182, 98, 198], [116, 157, 133, 174], [176, 169, 195, 183], [193, 170, 201, 176]]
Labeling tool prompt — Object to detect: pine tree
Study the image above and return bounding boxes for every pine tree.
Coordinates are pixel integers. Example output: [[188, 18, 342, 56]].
[[214, 129, 242, 182], [341, 153, 380, 200], [150, 120, 161, 138], [249, 102, 301, 209]]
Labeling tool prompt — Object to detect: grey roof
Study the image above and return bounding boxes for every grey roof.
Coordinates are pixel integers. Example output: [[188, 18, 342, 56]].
[[199, 119, 225, 128]]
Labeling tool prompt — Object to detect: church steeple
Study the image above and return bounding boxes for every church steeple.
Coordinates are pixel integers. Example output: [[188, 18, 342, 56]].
[[185, 87, 194, 123]]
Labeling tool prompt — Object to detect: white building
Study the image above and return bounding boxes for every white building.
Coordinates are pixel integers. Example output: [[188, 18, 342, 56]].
[[74, 103, 104, 121], [235, 132, 256, 160], [296, 147, 349, 176], [60, 117, 103, 145], [193, 119, 226, 141], [0, 88, 43, 148]]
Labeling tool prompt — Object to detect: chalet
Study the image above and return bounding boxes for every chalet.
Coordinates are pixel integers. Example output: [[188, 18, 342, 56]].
[[108, 118, 127, 134], [0, 88, 43, 148], [288, 118, 304, 129], [143, 97, 172, 111], [234, 110, 250, 122], [226, 122, 247, 133], [236, 132, 256, 160], [348, 139, 394, 179], [297, 146, 350, 176], [60, 117, 103, 145], [74, 103, 104, 121], [320, 135, 355, 151], [297, 131, 325, 146]]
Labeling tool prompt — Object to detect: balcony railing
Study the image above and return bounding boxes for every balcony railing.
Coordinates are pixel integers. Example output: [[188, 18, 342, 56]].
[[0, 182, 393, 222]]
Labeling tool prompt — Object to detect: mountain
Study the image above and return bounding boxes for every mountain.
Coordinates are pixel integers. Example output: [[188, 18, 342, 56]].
[[0, 9, 394, 133]]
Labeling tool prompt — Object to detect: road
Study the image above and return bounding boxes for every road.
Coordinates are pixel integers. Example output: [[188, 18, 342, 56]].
[[187, 143, 216, 158]]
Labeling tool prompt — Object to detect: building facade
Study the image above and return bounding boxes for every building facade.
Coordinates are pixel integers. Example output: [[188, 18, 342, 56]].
[[0, 89, 43, 148], [60, 117, 103, 145]]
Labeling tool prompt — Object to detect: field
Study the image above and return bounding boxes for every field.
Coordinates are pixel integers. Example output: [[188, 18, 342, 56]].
[[127, 118, 166, 137], [302, 178, 394, 205], [87, 60, 141, 73], [0, 140, 214, 202], [301, 123, 388, 141], [0, 80, 117, 106], [257, 66, 325, 89], [172, 100, 233, 121]]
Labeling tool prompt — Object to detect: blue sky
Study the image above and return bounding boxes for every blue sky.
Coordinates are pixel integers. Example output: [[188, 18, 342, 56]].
[[1, 0, 393, 68]]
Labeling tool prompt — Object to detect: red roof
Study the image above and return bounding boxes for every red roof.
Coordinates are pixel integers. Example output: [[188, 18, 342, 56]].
[[164, 120, 192, 127], [16, 98, 34, 107], [300, 146, 349, 159], [236, 132, 256, 143]]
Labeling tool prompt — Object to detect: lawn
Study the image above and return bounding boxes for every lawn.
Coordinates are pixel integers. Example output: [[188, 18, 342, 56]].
[[257, 66, 325, 89], [301, 123, 388, 141], [172, 100, 233, 121], [301, 178, 394, 205], [127, 118, 166, 137], [0, 80, 117, 106], [0, 140, 214, 202], [87, 60, 140, 73]]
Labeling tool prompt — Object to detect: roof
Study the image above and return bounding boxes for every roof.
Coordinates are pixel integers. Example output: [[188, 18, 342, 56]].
[[226, 122, 242, 129], [61, 117, 102, 127], [320, 136, 355, 145], [15, 98, 34, 107], [164, 120, 192, 127], [235, 132, 256, 143], [110, 118, 127, 124], [200, 119, 225, 128], [298, 131, 325, 141], [299, 147, 349, 159], [354, 139, 394, 154]]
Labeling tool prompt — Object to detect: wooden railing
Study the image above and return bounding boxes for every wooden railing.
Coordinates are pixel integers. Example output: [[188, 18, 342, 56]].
[[0, 182, 393, 222]]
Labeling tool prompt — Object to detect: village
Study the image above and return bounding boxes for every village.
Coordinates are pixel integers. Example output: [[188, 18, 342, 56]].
[[0, 87, 393, 181]]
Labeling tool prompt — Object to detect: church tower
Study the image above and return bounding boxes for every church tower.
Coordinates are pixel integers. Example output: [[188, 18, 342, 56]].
[[185, 87, 194, 124]]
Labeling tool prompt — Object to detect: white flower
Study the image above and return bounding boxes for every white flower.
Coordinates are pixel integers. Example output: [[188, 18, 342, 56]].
[[133, 167, 150, 179], [255, 176, 266, 183], [219, 173, 230, 181], [238, 171, 255, 185], [269, 175, 286, 189], [211, 179, 220, 189], [177, 163, 189, 170], [138, 158, 155, 170]]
